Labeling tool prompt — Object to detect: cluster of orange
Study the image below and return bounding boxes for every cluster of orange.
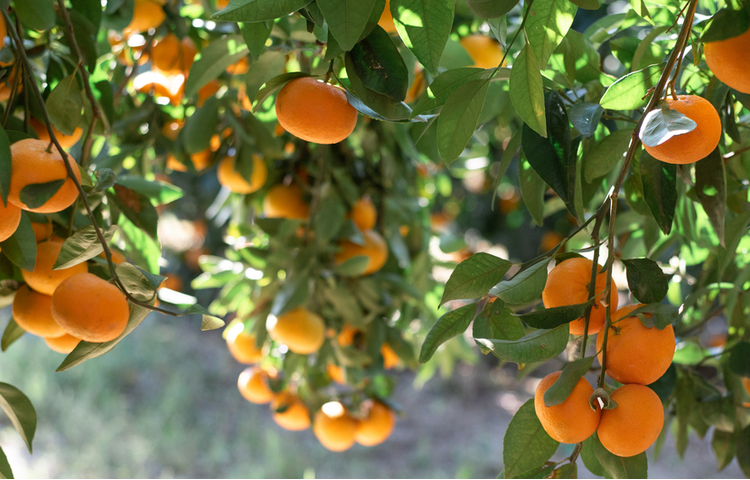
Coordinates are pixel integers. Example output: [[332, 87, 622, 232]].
[[227, 322, 397, 452], [534, 257, 675, 457], [2, 139, 131, 354]]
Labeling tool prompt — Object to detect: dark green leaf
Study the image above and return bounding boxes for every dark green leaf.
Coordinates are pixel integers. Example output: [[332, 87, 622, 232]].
[[543, 356, 596, 406], [466, 0, 519, 18], [212, 0, 313, 22], [53, 225, 118, 270], [270, 273, 310, 317], [583, 129, 632, 182], [475, 324, 569, 363], [437, 79, 490, 163], [517, 302, 590, 330], [19, 180, 65, 210], [569, 103, 604, 138], [1, 318, 24, 352], [599, 64, 663, 110], [115, 175, 183, 205], [524, 0, 578, 67], [13, 0, 55, 31], [700, 6, 750, 43], [0, 126, 11, 207], [344, 54, 414, 121], [737, 425, 750, 478], [392, 0, 454, 75], [441, 252, 512, 306], [647, 363, 676, 403], [639, 104, 697, 147], [581, 436, 606, 477], [729, 341, 750, 377], [0, 382, 36, 453], [46, 74, 83, 136], [502, 399, 559, 478], [472, 302, 526, 346], [712, 429, 736, 471], [510, 45, 546, 137], [181, 96, 220, 153], [0, 213, 36, 271], [410, 67, 485, 117], [71, 0, 102, 30], [107, 185, 159, 239], [640, 150, 676, 234], [93, 168, 117, 194], [519, 155, 545, 226], [593, 432, 648, 478], [241, 21, 272, 60], [317, 0, 379, 52], [626, 303, 678, 330], [0, 445, 12, 479], [621, 258, 669, 304], [419, 303, 477, 363], [491, 257, 550, 305], [694, 147, 726, 247], [349, 26, 408, 101], [184, 35, 249, 98]]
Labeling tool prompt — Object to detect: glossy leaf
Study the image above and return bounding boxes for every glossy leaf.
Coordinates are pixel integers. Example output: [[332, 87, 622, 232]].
[[569, 103, 603, 138], [440, 252, 512, 306], [472, 302, 526, 346], [621, 258, 669, 304], [503, 400, 559, 478], [626, 303, 678, 330], [270, 273, 310, 317], [53, 225, 118, 270], [524, 0, 578, 67], [700, 6, 750, 43], [475, 323, 569, 363], [349, 26, 409, 101], [517, 302, 590, 330], [253, 72, 311, 110], [0, 382, 36, 453], [543, 356, 596, 406], [736, 425, 750, 478], [0, 213, 36, 271], [212, 0, 313, 22], [419, 303, 477, 363], [410, 67, 485, 117], [344, 54, 414, 121], [640, 150, 676, 234], [182, 97, 221, 153], [599, 64, 663, 110], [510, 45, 546, 137], [437, 79, 490, 163], [185, 35, 249, 99], [115, 175, 183, 206], [317, 0, 379, 52], [116, 262, 164, 302], [695, 147, 726, 247], [490, 257, 550, 305]]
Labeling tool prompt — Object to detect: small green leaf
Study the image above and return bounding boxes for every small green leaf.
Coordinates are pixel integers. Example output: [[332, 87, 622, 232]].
[[0, 382, 37, 453], [184, 35, 249, 99], [502, 399, 559, 478], [543, 356, 596, 406], [491, 257, 551, 305], [583, 129, 632, 182], [392, 0, 454, 75], [440, 252, 512, 306], [593, 432, 648, 478], [517, 302, 590, 329], [621, 258, 669, 304], [0, 445, 13, 479], [599, 63, 663, 110], [19, 180, 66, 210], [241, 21, 272, 60], [0, 213, 36, 271], [317, 0, 379, 52], [510, 45, 546, 137], [569, 103, 604, 138], [212, 0, 313, 22], [437, 79, 490, 163], [53, 225, 118, 270], [640, 150, 676, 234], [639, 104, 697, 148], [1, 318, 25, 352], [46, 74, 84, 136], [475, 323, 570, 363], [419, 303, 477, 363], [349, 26, 409, 101], [410, 67, 485, 118]]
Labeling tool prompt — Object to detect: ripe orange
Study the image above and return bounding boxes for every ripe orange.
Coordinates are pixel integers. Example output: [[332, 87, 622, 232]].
[[9, 139, 82, 213], [226, 323, 264, 364], [597, 384, 664, 457], [162, 119, 184, 141], [704, 26, 750, 94], [743, 377, 750, 396], [534, 371, 601, 444], [337, 324, 360, 347], [460, 34, 506, 69], [381, 343, 400, 369], [334, 230, 388, 276], [44, 333, 81, 354], [271, 391, 311, 431], [226, 57, 249, 75], [642, 95, 721, 165], [51, 272, 130, 343], [262, 183, 310, 220], [134, 71, 185, 106], [12, 285, 66, 338], [404, 69, 426, 104], [31, 219, 53, 242], [0, 15, 4, 50], [124, 0, 166, 36], [237, 366, 276, 404], [151, 33, 196, 74], [29, 119, 82, 150], [217, 155, 267, 194], [378, 0, 398, 33], [268, 307, 325, 355], [0, 200, 21, 242], [197, 79, 220, 106], [354, 401, 396, 446], [275, 77, 358, 144], [596, 304, 676, 385], [542, 257, 618, 336], [328, 363, 346, 384], [22, 239, 89, 296], [351, 197, 377, 231], [313, 402, 359, 452]]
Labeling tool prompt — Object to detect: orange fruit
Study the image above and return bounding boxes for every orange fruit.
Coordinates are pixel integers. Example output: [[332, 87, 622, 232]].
[[44, 333, 81, 354], [268, 307, 325, 355], [596, 304, 676, 385], [460, 34, 506, 69], [313, 402, 359, 452], [642, 95, 721, 165], [190, 149, 213, 172], [540, 231, 564, 252], [378, 0, 398, 33], [597, 384, 664, 457], [9, 139, 82, 213], [197, 79, 220, 106], [124, 0, 166, 36], [22, 239, 89, 296], [0, 67, 22, 102], [51, 272, 130, 343], [226, 57, 249, 75], [271, 391, 311, 431], [237, 366, 276, 404], [704, 26, 750, 94], [542, 257, 618, 336], [98, 249, 126, 265], [334, 230, 388, 276], [29, 119, 83, 150], [742, 377, 750, 396], [262, 183, 310, 220], [162, 119, 184, 141], [337, 324, 360, 347], [215, 0, 229, 8], [226, 323, 264, 364], [381, 343, 400, 369], [534, 371, 601, 444], [351, 197, 376, 231], [134, 71, 185, 106], [31, 219, 53, 242], [0, 200, 21, 242], [404, 69, 426, 104], [12, 285, 66, 338], [328, 363, 346, 384], [354, 401, 396, 446], [217, 155, 267, 194], [0, 15, 5, 50], [275, 77, 358, 144]]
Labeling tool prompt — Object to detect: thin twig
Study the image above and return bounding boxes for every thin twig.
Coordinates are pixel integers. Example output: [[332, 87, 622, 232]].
[[489, 0, 534, 78]]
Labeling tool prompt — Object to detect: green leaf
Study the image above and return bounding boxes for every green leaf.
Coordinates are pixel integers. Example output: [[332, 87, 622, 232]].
[[472, 302, 526, 346], [694, 147, 726, 247], [593, 432, 648, 478], [519, 155, 545, 226], [392, 0, 454, 75], [53, 225, 118, 270], [184, 35, 249, 99], [491, 257, 550, 305], [1, 318, 25, 352], [524, 0, 578, 67], [184, 304, 226, 331], [700, 6, 750, 43], [57, 303, 152, 371], [736, 426, 750, 478], [502, 399, 559, 478], [118, 215, 160, 274], [640, 150, 676, 234], [241, 21, 273, 60], [115, 262, 164, 302], [13, 0, 55, 31], [569, 0, 599, 9], [626, 303, 678, 330], [71, 0, 102, 30], [253, 72, 311, 110], [621, 258, 669, 304], [437, 79, 490, 163], [181, 96, 220, 154], [313, 189, 347, 242], [581, 436, 606, 477], [510, 45, 546, 137], [466, 0, 519, 18], [711, 429, 736, 472], [212, 0, 313, 22], [729, 341, 750, 377], [475, 324, 569, 363], [639, 104, 697, 148], [344, 54, 414, 121], [440, 252, 512, 306], [599, 63, 663, 110], [0, 446, 13, 479], [107, 185, 159, 239], [270, 272, 310, 317], [19, 180, 66, 210], [349, 26, 408, 101], [333, 255, 370, 276], [583, 129, 632, 182], [410, 67, 485, 118], [115, 175, 183, 206], [569, 103, 603, 138], [0, 382, 37, 453], [517, 302, 590, 330], [0, 126, 11, 207], [419, 303, 477, 363], [317, 0, 379, 52], [46, 74, 83, 136], [0, 213, 36, 271], [543, 356, 596, 406]]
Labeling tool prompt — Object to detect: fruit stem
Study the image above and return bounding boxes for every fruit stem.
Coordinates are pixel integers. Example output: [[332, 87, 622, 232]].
[[580, 202, 609, 358]]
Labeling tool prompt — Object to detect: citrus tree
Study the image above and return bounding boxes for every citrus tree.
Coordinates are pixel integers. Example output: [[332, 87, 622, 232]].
[[1, 0, 750, 477]]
